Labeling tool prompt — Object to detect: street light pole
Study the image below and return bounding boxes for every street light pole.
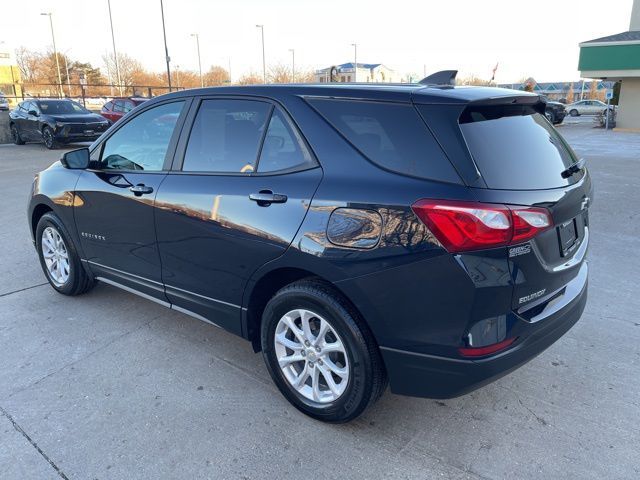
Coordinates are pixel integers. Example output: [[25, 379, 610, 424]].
[[41, 13, 63, 97], [289, 49, 295, 82], [351, 43, 357, 82], [191, 33, 203, 87], [106, 0, 122, 95], [256, 25, 266, 83], [159, 0, 172, 91]]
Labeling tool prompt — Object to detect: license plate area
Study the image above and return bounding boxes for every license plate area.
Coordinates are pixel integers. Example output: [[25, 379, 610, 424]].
[[557, 218, 578, 257]]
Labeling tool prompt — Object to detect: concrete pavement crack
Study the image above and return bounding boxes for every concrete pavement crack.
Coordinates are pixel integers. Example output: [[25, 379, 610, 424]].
[[0, 282, 48, 298], [0, 405, 70, 480]]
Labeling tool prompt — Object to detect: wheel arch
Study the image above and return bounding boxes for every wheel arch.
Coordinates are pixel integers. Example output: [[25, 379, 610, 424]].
[[30, 202, 54, 241], [243, 265, 369, 353]]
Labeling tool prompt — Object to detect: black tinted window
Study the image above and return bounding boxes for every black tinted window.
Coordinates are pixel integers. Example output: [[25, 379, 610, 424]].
[[307, 98, 460, 183], [459, 106, 579, 190], [100, 101, 184, 171], [183, 99, 271, 173], [257, 108, 315, 173]]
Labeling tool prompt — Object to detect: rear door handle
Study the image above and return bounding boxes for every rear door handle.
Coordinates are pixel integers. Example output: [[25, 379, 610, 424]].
[[129, 184, 154, 196], [249, 190, 288, 206]]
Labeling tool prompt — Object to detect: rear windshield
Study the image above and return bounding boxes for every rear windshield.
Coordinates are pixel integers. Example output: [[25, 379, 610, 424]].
[[307, 98, 461, 183], [459, 105, 580, 190]]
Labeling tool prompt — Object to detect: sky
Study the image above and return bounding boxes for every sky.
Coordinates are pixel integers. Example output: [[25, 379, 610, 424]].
[[0, 0, 635, 83]]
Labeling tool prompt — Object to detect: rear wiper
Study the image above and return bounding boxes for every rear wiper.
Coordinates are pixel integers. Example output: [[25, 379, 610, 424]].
[[561, 158, 586, 179]]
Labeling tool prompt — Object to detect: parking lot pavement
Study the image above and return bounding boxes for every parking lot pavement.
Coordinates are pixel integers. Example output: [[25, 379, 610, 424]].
[[1, 126, 639, 480]]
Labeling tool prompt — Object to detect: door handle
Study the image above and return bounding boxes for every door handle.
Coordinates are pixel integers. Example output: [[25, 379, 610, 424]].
[[129, 184, 154, 196], [249, 190, 288, 206]]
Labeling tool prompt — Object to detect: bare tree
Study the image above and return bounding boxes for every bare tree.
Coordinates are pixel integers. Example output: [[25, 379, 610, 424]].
[[566, 84, 575, 103], [237, 72, 262, 85], [203, 66, 230, 86], [102, 52, 146, 87], [268, 63, 292, 83], [457, 75, 495, 86], [15, 47, 43, 83]]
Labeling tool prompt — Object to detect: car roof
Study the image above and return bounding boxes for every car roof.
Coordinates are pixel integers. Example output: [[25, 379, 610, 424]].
[[151, 83, 539, 105]]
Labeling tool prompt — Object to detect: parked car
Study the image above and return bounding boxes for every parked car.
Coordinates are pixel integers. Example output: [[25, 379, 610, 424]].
[[28, 80, 591, 422], [100, 97, 148, 124], [543, 97, 566, 125], [9, 99, 110, 149], [565, 99, 608, 116], [0, 94, 9, 111]]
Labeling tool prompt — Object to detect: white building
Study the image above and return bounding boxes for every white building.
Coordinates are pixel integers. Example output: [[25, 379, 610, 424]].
[[315, 63, 400, 83]]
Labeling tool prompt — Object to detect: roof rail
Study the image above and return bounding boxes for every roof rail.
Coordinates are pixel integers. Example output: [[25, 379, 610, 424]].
[[418, 70, 457, 86]]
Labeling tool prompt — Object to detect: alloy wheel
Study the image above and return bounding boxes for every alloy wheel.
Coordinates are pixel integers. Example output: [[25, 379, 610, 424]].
[[274, 309, 350, 403], [41, 226, 70, 286], [43, 128, 54, 148]]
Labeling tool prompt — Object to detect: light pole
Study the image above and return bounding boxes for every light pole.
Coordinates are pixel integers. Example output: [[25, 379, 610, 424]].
[[256, 25, 266, 83], [175, 65, 180, 88], [106, 0, 122, 95], [289, 48, 295, 83], [351, 43, 357, 82], [63, 51, 72, 97], [159, 0, 172, 91], [41, 13, 63, 97], [191, 33, 203, 87]]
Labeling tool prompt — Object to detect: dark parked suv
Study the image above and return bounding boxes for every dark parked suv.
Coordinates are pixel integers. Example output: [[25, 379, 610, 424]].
[[28, 78, 591, 422]]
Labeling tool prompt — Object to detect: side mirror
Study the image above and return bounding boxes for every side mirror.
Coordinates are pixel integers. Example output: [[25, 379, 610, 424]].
[[28, 110, 39, 117], [60, 148, 90, 169]]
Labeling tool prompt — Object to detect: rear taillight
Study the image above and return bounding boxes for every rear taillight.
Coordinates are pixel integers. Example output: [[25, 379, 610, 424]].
[[411, 200, 552, 253]]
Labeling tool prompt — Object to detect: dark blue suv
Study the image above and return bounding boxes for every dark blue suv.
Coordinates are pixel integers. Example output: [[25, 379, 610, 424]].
[[28, 77, 591, 422]]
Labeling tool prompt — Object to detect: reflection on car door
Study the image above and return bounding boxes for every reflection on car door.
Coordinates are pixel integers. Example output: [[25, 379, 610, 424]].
[[74, 100, 188, 301], [154, 98, 322, 334]]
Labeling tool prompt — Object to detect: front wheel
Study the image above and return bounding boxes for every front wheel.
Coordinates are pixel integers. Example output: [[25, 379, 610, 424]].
[[569, 109, 579, 117], [42, 126, 57, 149], [36, 212, 95, 295], [261, 279, 387, 423], [10, 124, 25, 145]]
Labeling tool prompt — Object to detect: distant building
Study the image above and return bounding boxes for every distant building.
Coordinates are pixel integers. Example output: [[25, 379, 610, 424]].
[[315, 63, 400, 83], [497, 80, 614, 101], [0, 51, 22, 104], [577, 0, 640, 130]]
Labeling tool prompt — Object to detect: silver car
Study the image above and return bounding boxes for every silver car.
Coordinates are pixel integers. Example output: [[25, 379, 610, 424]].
[[565, 99, 607, 116], [0, 95, 9, 111]]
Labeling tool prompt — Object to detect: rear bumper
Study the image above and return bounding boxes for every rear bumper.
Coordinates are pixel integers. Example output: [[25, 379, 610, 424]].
[[380, 267, 588, 399]]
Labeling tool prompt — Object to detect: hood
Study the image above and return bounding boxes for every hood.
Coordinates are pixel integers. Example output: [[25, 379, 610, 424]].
[[48, 113, 107, 123]]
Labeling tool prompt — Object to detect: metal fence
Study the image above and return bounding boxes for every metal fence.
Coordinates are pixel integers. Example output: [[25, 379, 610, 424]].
[[0, 83, 184, 110]]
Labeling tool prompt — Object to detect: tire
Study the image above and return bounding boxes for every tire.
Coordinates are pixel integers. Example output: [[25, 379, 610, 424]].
[[10, 124, 25, 145], [42, 126, 57, 149], [545, 111, 555, 124], [569, 109, 579, 117], [261, 279, 387, 423], [36, 212, 95, 296]]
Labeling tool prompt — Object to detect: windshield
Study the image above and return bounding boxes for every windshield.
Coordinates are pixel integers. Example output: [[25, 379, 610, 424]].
[[459, 105, 581, 190], [37, 100, 90, 115]]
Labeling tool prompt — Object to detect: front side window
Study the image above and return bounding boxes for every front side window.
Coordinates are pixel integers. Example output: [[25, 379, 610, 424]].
[[257, 108, 314, 173], [99, 101, 184, 171], [182, 99, 271, 173], [112, 100, 125, 113]]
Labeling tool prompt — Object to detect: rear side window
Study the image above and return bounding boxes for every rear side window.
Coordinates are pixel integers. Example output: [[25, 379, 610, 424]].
[[459, 106, 579, 190], [257, 108, 315, 173], [307, 98, 461, 183], [182, 99, 271, 173]]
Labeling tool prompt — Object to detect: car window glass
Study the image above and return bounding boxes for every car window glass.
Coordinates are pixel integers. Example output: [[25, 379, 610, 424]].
[[113, 100, 125, 113], [103, 101, 113, 111], [100, 101, 184, 171], [182, 99, 271, 173], [257, 108, 315, 173], [124, 101, 135, 112]]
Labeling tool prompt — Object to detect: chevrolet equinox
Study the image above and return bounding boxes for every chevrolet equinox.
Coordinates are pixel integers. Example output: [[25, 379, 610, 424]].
[[28, 73, 591, 422]]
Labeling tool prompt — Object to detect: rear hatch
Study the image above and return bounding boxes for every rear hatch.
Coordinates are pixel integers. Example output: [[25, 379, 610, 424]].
[[415, 92, 591, 316]]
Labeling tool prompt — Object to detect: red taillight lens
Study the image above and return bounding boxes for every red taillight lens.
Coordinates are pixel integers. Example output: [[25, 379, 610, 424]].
[[411, 200, 552, 253], [458, 337, 517, 357]]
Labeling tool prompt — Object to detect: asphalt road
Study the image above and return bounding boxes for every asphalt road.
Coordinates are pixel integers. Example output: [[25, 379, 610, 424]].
[[1, 125, 639, 480]]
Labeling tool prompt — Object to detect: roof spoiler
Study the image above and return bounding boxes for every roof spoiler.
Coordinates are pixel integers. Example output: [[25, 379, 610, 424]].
[[418, 70, 457, 86]]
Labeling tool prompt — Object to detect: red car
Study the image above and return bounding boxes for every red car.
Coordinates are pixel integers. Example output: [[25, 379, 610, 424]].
[[100, 97, 148, 124]]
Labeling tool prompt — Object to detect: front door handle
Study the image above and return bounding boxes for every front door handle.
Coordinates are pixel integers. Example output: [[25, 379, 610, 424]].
[[129, 184, 154, 196], [249, 190, 288, 206]]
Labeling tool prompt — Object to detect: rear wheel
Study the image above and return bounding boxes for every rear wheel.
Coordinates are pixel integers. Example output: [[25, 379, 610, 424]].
[[36, 212, 94, 295], [261, 279, 387, 423], [10, 124, 25, 145], [42, 126, 56, 149]]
